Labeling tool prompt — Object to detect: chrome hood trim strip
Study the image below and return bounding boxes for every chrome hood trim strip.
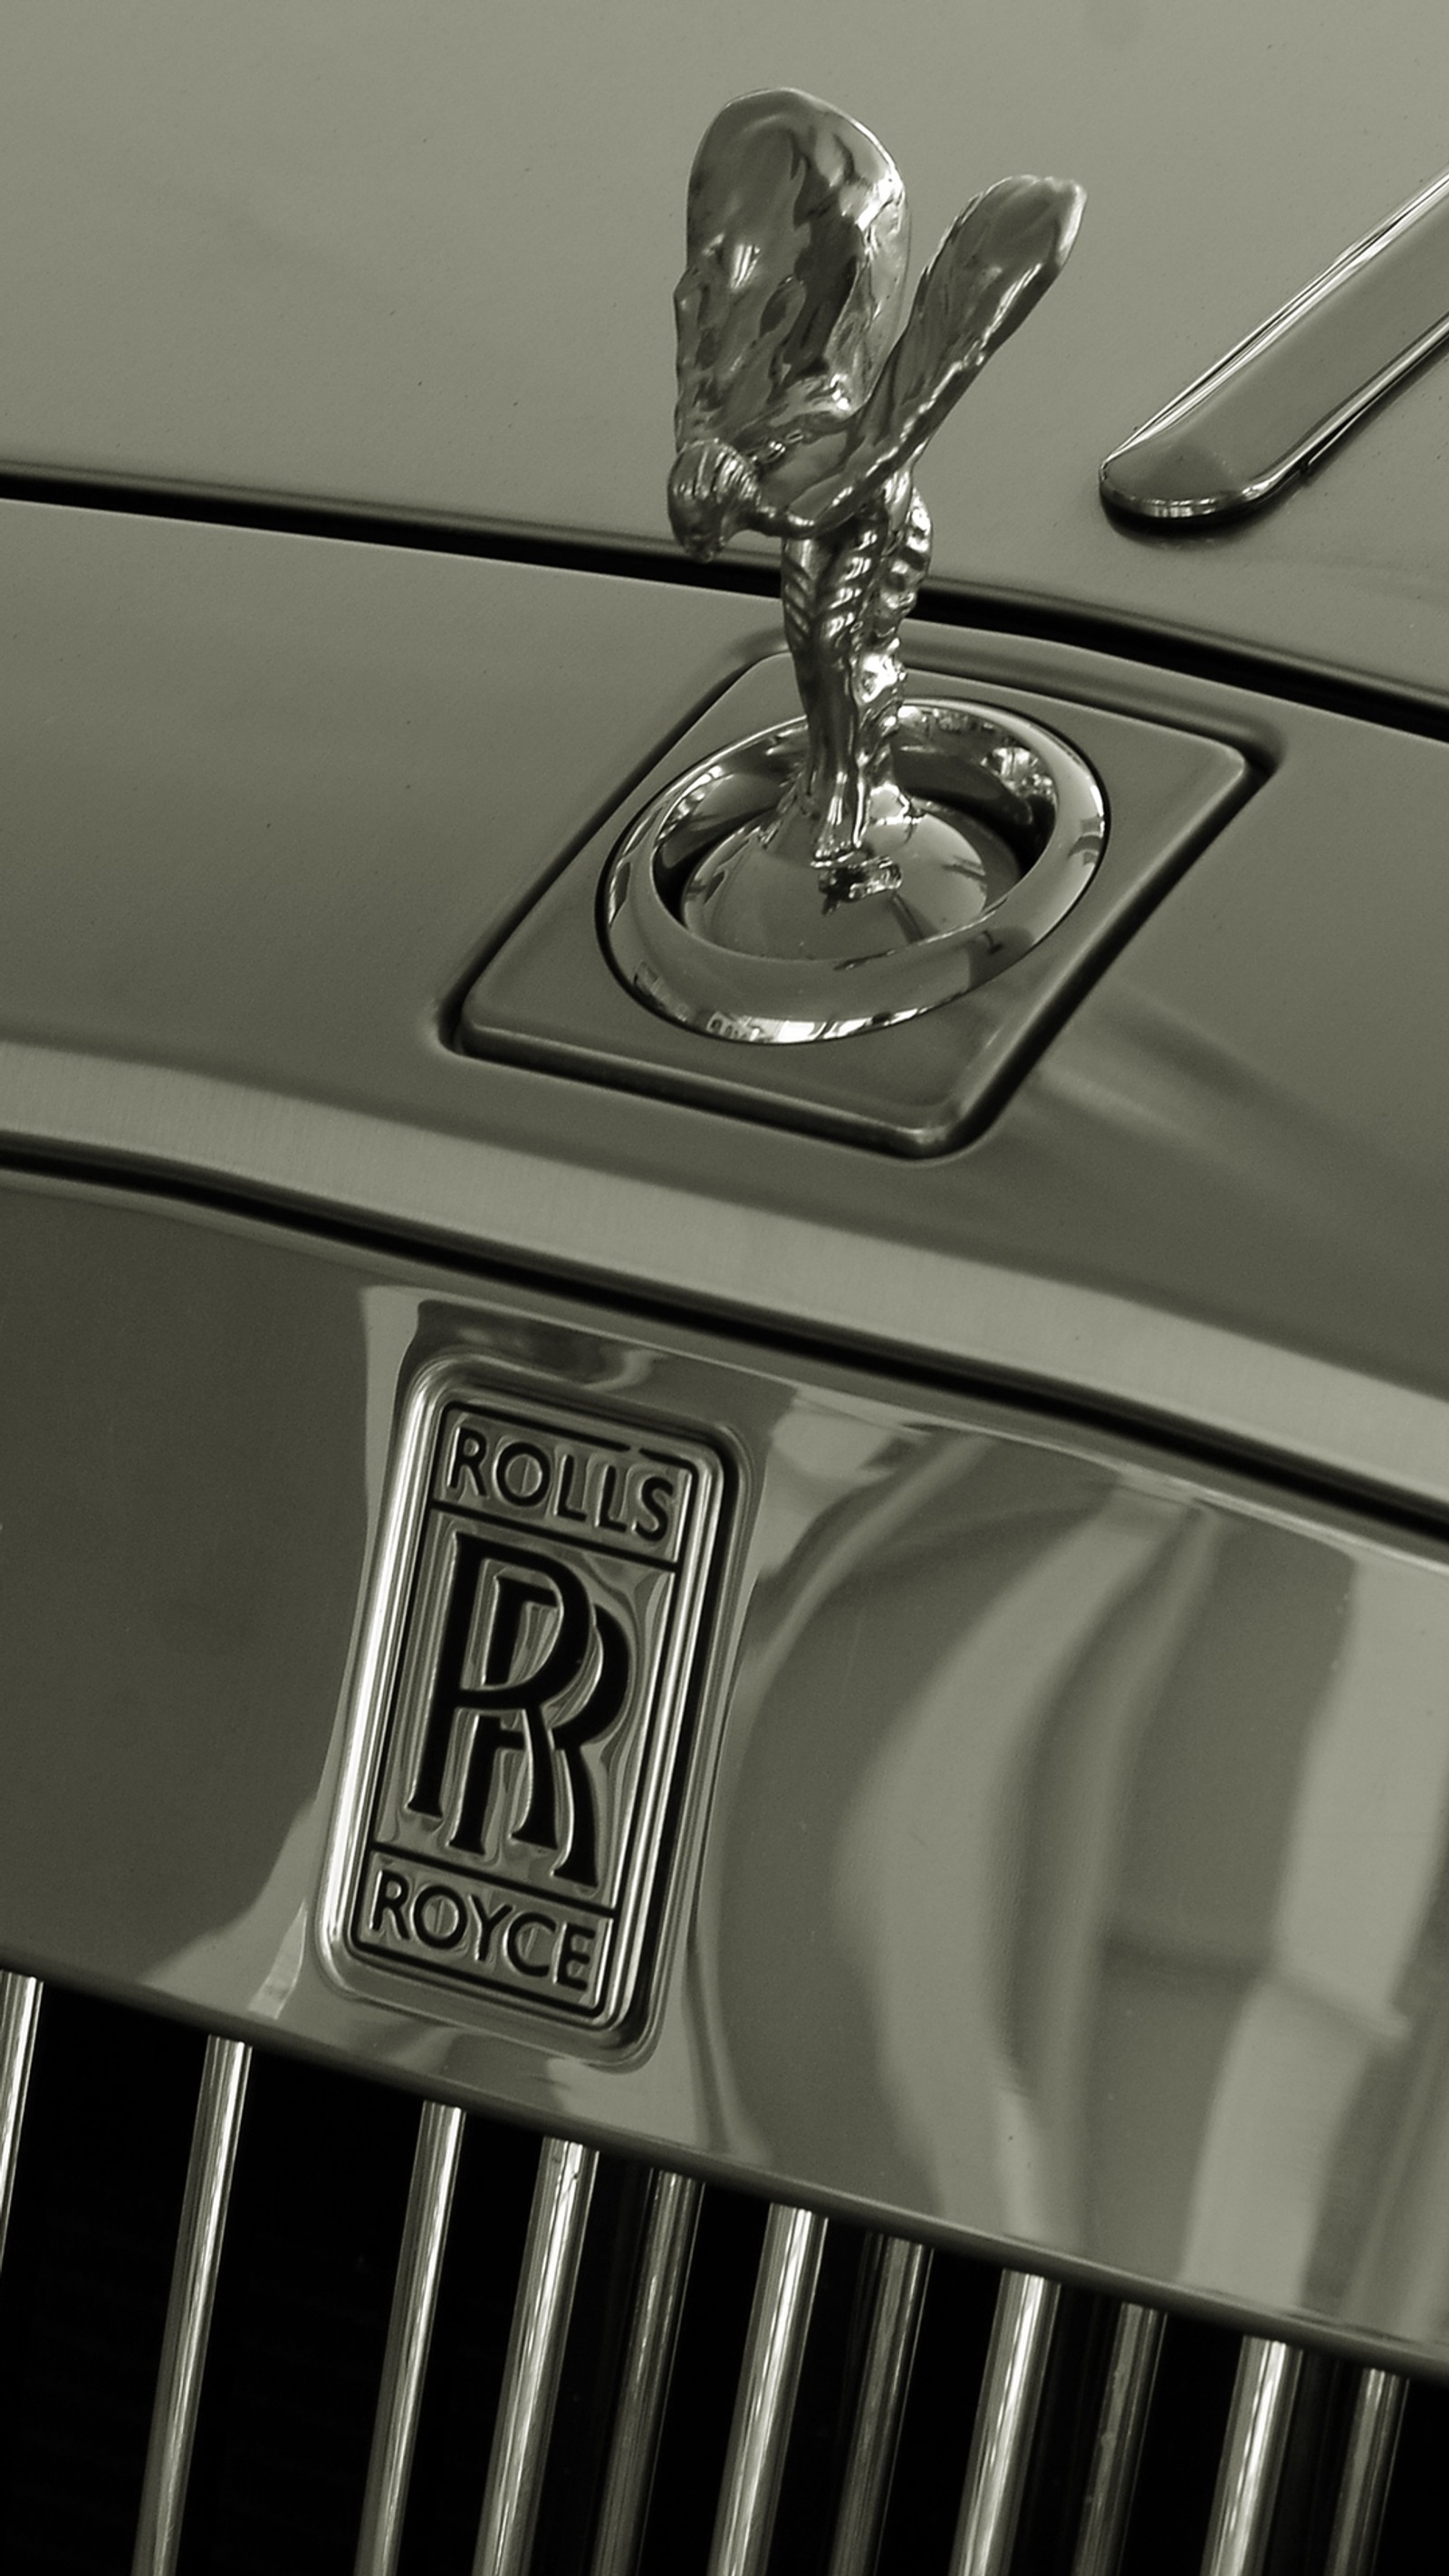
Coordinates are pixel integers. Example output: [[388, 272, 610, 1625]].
[[1101, 168, 1449, 523]]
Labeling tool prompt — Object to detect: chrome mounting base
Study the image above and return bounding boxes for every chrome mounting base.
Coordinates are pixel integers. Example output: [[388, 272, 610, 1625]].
[[602, 698, 1108, 1045]]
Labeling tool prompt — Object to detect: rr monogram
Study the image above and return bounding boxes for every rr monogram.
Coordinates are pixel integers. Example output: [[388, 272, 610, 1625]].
[[407, 1532, 629, 1886], [343, 1384, 722, 2030]]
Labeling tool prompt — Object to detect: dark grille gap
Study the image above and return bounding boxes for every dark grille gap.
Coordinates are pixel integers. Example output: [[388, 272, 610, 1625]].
[[175, 2047, 419, 2576], [875, 2244, 1002, 2574], [1262, 2349, 1356, 2576], [1368, 2372, 1449, 2571], [1012, 2287, 1118, 2576], [527, 2153, 657, 2576], [636, 2182, 769, 2576], [767, 2219, 878, 2576], [1118, 2312, 1242, 2576], [0, 1988, 203, 2575], [395, 2107, 541, 2576]]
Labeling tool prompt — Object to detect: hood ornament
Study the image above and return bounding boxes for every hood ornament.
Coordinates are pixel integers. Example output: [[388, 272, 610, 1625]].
[[603, 91, 1104, 1044]]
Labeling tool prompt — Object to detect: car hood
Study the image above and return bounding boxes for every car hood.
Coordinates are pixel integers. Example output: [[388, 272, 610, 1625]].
[[7, 0, 1449, 704]]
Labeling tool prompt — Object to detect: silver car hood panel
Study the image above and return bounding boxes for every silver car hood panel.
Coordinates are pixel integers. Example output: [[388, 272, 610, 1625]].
[[2, 497, 1448, 1519], [3, 1167, 1448, 2378], [6, 1, 1449, 704]]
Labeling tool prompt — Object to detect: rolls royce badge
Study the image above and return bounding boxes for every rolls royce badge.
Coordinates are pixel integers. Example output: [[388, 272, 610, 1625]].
[[334, 1371, 724, 2039]]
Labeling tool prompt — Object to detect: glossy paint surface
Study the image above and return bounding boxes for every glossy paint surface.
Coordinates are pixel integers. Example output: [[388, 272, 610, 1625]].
[[1100, 168, 1449, 522], [4, 1171, 1449, 2374], [3, 501, 1449, 1522], [7, 3, 1449, 701]]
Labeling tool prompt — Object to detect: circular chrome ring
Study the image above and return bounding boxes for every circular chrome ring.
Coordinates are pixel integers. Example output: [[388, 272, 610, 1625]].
[[600, 698, 1108, 1043]]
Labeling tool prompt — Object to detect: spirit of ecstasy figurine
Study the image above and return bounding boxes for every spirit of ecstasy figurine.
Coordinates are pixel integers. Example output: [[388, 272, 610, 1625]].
[[601, 92, 1099, 1045], [666, 91, 1084, 952]]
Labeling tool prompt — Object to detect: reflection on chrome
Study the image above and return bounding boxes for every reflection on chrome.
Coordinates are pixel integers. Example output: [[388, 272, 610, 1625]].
[[590, 2167, 702, 2576], [1323, 2369, 1406, 2576], [0, 1971, 41, 2270], [132, 2035, 251, 2576], [1101, 167, 1449, 522], [949, 2270, 1059, 2576], [604, 89, 1094, 1046], [1201, 2339, 1301, 2576], [355, 2099, 465, 2576], [473, 2136, 597, 2576], [669, 91, 1082, 879], [706, 2202, 826, 2576], [826, 2234, 931, 2576], [707, 1410, 1449, 2360], [1070, 2303, 1164, 2576]]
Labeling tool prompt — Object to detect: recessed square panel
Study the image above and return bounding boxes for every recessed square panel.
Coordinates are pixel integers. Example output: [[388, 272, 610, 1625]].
[[331, 1369, 726, 2039], [456, 654, 1255, 1155]]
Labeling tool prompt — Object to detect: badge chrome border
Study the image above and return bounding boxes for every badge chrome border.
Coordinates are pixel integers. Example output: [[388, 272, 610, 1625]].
[[321, 1356, 728, 2046]]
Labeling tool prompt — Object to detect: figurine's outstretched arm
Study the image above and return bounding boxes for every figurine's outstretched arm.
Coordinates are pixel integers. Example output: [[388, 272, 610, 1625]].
[[780, 174, 1085, 536]]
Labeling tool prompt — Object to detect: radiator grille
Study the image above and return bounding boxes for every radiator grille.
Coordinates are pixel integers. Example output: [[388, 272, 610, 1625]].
[[0, 1970, 1441, 2576]]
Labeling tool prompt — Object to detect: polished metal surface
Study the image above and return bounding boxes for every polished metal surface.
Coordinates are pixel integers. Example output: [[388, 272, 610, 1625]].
[[0, 1972, 41, 2271], [827, 2235, 931, 2576], [1323, 2369, 1406, 2576], [354, 2099, 465, 2576], [706, 2203, 827, 2576], [590, 2167, 701, 2576], [331, 1368, 725, 2044], [1070, 2305, 1163, 2576], [1101, 168, 1449, 522], [10, 1175, 1449, 2369], [602, 697, 1107, 1045], [627, 91, 1083, 1036], [12, 507, 1449, 1511], [1200, 2339, 1301, 2576], [949, 2272, 1060, 2576], [475, 649, 1242, 1149], [131, 2034, 251, 2576], [473, 2134, 597, 2576]]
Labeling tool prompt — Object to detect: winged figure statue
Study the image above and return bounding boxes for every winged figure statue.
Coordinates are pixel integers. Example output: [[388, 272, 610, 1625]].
[[668, 91, 1084, 886]]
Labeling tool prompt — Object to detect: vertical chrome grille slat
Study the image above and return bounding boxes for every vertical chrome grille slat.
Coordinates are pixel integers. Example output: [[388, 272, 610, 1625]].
[[1199, 2338, 1302, 2576], [1070, 2303, 1164, 2576], [1322, 2368, 1406, 2576], [590, 2167, 702, 2576], [705, 2202, 828, 2576], [948, 2270, 1060, 2576], [354, 2099, 466, 2576], [0, 1971, 41, 2270], [472, 2134, 598, 2576], [130, 2033, 251, 2576], [827, 2235, 931, 2576]]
